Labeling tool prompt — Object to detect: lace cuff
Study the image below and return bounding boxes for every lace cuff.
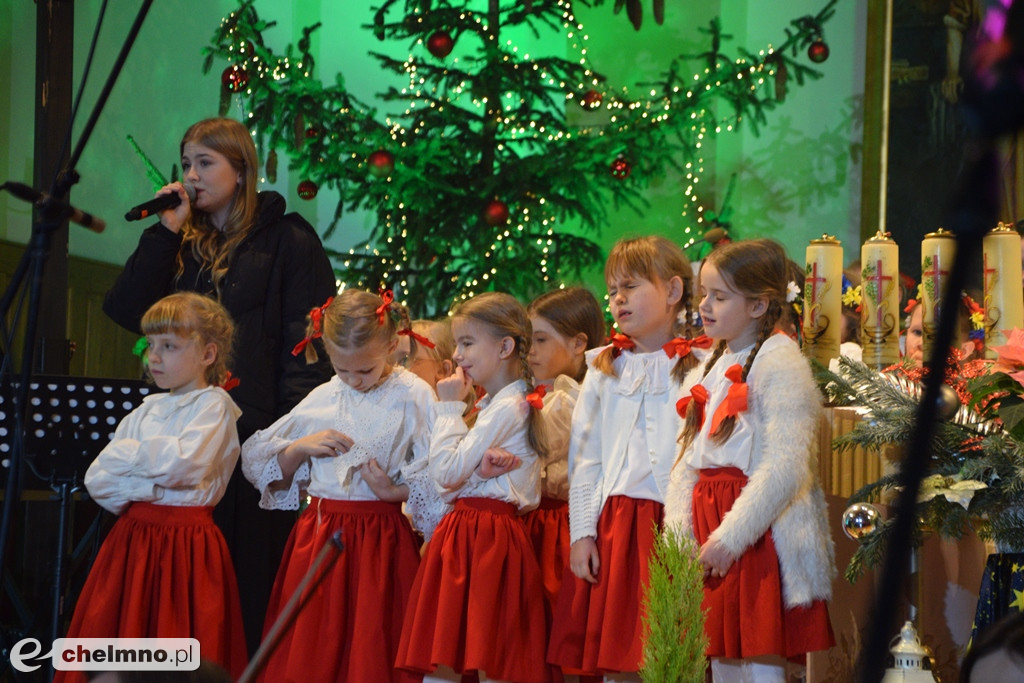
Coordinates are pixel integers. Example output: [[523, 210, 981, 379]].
[[404, 468, 450, 541], [241, 434, 291, 486], [568, 481, 601, 544], [256, 457, 309, 510]]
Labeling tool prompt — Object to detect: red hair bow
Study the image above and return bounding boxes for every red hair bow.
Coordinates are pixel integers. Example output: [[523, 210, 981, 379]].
[[610, 332, 635, 358], [291, 296, 334, 356], [376, 289, 395, 325], [220, 371, 240, 392], [526, 384, 547, 410], [709, 364, 748, 434], [663, 334, 713, 359], [676, 384, 709, 425], [398, 328, 436, 349]]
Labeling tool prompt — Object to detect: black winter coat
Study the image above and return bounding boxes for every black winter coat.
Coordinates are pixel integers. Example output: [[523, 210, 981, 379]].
[[104, 191, 336, 439]]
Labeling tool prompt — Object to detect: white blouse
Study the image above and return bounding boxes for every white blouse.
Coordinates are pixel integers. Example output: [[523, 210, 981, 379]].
[[241, 368, 443, 534], [84, 386, 241, 515], [537, 374, 579, 501], [567, 346, 686, 543], [430, 379, 541, 510]]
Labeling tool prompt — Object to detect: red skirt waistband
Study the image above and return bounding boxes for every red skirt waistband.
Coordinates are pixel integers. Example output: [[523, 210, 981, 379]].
[[123, 502, 214, 525], [454, 497, 517, 516], [697, 466, 747, 482], [536, 496, 568, 511], [308, 497, 404, 515]]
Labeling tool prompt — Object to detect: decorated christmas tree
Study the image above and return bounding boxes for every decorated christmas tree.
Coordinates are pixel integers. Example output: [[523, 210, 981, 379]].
[[205, 0, 835, 316]]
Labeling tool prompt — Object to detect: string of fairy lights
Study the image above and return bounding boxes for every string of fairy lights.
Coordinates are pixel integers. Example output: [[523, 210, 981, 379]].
[[210, 0, 832, 313]]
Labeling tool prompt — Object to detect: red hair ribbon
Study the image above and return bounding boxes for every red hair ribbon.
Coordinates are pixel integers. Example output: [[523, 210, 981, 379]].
[[709, 364, 748, 434], [398, 328, 436, 349], [526, 384, 547, 410], [676, 384, 709, 425], [291, 296, 334, 357], [220, 371, 240, 392], [663, 334, 713, 359], [903, 299, 918, 314], [376, 289, 395, 325], [610, 332, 635, 357]]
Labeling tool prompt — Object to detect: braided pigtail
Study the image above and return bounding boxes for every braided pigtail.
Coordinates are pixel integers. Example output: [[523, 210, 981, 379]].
[[519, 333, 549, 460], [707, 299, 782, 445], [674, 340, 728, 467], [292, 296, 335, 364], [670, 287, 700, 383]]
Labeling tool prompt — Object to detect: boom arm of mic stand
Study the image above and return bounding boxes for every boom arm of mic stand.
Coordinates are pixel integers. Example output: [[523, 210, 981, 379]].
[[237, 530, 344, 683]]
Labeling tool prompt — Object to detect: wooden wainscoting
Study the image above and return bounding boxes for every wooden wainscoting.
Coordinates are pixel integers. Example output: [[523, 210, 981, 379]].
[[0, 240, 140, 379]]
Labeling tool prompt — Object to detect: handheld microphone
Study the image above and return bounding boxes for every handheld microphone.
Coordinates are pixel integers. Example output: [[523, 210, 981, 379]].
[[124, 185, 194, 222], [1, 181, 106, 233]]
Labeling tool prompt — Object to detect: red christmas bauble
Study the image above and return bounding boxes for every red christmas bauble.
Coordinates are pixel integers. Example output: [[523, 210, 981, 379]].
[[808, 37, 830, 64], [580, 89, 603, 110], [609, 155, 632, 180], [427, 30, 454, 58], [221, 65, 249, 93], [305, 126, 321, 139], [297, 180, 318, 200], [483, 199, 510, 226], [367, 149, 396, 178]]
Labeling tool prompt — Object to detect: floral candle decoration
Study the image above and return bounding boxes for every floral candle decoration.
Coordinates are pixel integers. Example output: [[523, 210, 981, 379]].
[[982, 223, 1024, 354], [860, 231, 900, 368], [802, 235, 843, 365], [920, 229, 957, 361]]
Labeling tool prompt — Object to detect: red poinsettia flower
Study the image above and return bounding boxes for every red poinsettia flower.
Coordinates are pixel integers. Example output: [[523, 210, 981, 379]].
[[990, 328, 1024, 379]]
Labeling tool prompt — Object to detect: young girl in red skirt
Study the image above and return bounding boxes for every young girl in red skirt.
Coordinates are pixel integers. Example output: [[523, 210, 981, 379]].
[[55, 292, 247, 683], [241, 288, 440, 683], [668, 238, 836, 682], [547, 237, 707, 681], [396, 292, 549, 683]]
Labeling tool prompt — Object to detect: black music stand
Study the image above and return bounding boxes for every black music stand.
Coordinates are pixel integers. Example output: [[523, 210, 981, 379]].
[[0, 376, 154, 653]]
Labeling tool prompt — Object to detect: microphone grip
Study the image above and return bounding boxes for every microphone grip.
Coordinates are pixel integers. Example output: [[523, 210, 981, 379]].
[[124, 192, 183, 222]]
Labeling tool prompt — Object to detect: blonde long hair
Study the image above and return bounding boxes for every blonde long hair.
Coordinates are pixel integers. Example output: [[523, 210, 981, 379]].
[[177, 118, 260, 296]]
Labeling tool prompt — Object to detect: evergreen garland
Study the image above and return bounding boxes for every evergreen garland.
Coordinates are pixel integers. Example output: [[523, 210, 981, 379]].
[[204, 0, 836, 316], [640, 523, 707, 683]]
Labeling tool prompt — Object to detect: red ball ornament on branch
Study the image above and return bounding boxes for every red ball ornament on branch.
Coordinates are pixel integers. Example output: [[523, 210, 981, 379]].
[[297, 180, 318, 200], [580, 89, 603, 111], [609, 155, 632, 180], [483, 199, 510, 226], [807, 37, 830, 64], [304, 126, 321, 140], [221, 65, 249, 93], [427, 30, 455, 58], [367, 149, 396, 178]]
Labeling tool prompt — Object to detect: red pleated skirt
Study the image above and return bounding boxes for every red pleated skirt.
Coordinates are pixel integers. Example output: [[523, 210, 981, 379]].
[[693, 467, 835, 659], [257, 497, 422, 683], [547, 495, 663, 675], [523, 497, 570, 606], [396, 497, 550, 683], [53, 503, 247, 683]]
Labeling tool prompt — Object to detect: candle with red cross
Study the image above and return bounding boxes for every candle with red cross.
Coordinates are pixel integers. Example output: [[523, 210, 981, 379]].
[[860, 231, 900, 368], [982, 223, 1024, 354], [920, 229, 956, 361], [802, 235, 843, 365]]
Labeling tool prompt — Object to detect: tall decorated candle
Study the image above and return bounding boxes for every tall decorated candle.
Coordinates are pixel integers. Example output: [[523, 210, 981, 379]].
[[982, 223, 1024, 353], [802, 235, 843, 364], [920, 229, 957, 361], [860, 231, 900, 368]]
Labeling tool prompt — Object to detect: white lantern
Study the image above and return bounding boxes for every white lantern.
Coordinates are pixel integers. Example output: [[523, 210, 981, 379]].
[[881, 621, 937, 682]]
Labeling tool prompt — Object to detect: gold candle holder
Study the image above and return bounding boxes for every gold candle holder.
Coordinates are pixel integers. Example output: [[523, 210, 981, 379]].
[[920, 229, 957, 361], [860, 231, 900, 368], [802, 235, 843, 365], [983, 223, 1024, 354]]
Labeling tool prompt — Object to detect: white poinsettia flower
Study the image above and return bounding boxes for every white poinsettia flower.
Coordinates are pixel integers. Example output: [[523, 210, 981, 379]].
[[917, 474, 987, 509]]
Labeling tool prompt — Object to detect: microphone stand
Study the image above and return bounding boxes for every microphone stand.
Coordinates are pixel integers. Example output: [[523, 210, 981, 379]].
[[237, 530, 345, 683], [0, 2, 153, 677]]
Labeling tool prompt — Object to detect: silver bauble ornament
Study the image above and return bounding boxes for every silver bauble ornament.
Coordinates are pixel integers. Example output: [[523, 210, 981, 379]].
[[842, 503, 881, 540], [936, 383, 959, 420]]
